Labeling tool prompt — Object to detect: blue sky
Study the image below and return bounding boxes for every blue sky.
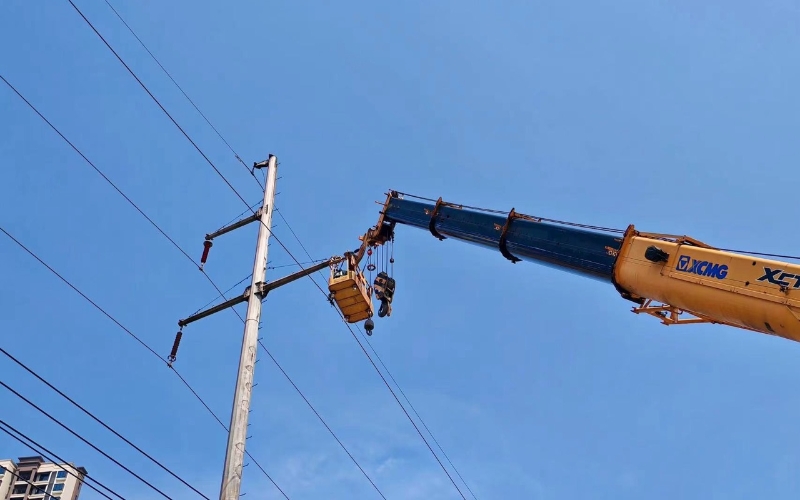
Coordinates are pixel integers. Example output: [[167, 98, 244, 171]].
[[2, 0, 800, 498]]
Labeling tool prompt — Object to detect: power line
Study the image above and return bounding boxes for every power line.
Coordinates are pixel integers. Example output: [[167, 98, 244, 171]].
[[354, 324, 479, 499], [277, 208, 476, 497], [60, 5, 467, 494], [242, 210, 468, 496], [4, 56, 463, 494], [0, 225, 164, 361], [0, 463, 63, 500], [0, 420, 123, 500], [193, 270, 386, 498], [269, 259, 328, 269], [238, 201, 469, 497], [192, 274, 253, 315], [65, 0, 252, 209], [257, 341, 388, 499], [215, 200, 264, 234], [0, 346, 210, 499], [270, 210, 470, 499], [274, 210, 324, 280], [7, 11, 380, 498], [190, 272, 387, 496], [0, 70, 236, 309], [0, 379, 174, 499], [1, 72, 290, 498], [0, 225, 290, 499], [0, 73, 196, 268], [101, 0, 262, 189], [335, 312, 468, 499], [191, 257, 328, 314], [61, 0, 326, 308]]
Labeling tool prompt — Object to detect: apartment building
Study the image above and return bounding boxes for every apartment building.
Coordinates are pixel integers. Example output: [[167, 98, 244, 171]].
[[0, 457, 86, 500]]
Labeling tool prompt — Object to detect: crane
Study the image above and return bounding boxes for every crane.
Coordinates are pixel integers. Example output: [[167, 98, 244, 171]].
[[327, 191, 800, 343]]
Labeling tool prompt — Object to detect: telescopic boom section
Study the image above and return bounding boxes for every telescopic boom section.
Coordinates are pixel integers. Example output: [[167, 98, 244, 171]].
[[343, 191, 800, 344]]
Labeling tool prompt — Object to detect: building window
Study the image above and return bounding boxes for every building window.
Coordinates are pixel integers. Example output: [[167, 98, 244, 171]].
[[0, 465, 6, 475], [12, 484, 27, 495], [53, 483, 64, 492], [56, 470, 67, 479], [17, 470, 31, 481], [35, 471, 51, 482]]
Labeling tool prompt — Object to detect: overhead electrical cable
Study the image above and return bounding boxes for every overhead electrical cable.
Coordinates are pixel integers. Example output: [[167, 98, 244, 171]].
[[257, 343, 388, 499], [0, 73, 195, 267], [277, 209, 479, 497], [65, 0, 251, 209], [100, 0, 263, 188], [0, 225, 290, 500], [79, 0, 800, 268], [0, 420, 123, 500], [0, 379, 175, 499], [0, 71, 236, 311], [0, 347, 210, 499], [62, 3, 471, 495], [335, 311, 469, 499], [68, 0, 330, 293], [267, 210, 471, 499], [63, 0, 332, 297], [40, 3, 800, 493], [6, 59, 464, 497], [192, 257, 328, 315], [0, 225, 163, 361], [215, 202, 471, 498], [0, 464, 64, 500], [0, 72, 337, 499], [185, 282, 387, 498], [349, 320, 479, 499]]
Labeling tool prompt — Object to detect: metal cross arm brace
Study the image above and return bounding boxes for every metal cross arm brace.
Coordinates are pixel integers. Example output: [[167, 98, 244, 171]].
[[170, 255, 343, 361], [199, 209, 265, 270], [206, 209, 264, 242]]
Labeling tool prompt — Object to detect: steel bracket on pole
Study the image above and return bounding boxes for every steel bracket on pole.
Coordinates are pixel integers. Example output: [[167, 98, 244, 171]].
[[176, 255, 343, 329], [205, 208, 264, 242]]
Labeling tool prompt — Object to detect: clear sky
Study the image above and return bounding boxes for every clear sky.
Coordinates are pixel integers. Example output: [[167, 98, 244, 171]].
[[2, 1, 800, 499]]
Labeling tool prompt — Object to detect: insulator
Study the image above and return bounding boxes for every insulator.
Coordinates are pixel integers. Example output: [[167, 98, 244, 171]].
[[390, 258, 394, 264], [367, 248, 373, 256], [200, 240, 213, 266], [168, 330, 183, 364]]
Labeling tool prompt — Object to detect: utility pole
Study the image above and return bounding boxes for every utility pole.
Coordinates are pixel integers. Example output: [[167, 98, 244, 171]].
[[168, 154, 344, 500], [217, 153, 277, 500]]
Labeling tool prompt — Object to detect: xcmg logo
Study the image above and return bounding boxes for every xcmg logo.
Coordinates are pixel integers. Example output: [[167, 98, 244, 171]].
[[676, 255, 729, 279], [757, 267, 800, 289]]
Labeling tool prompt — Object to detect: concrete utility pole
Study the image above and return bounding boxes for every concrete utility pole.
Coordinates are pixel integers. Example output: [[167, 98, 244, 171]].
[[219, 154, 277, 500], [171, 154, 344, 499]]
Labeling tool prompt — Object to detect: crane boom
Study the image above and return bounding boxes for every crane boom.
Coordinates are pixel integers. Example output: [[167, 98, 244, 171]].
[[330, 191, 800, 343]]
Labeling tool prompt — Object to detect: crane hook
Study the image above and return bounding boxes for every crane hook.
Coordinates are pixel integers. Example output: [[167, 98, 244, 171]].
[[364, 318, 375, 335]]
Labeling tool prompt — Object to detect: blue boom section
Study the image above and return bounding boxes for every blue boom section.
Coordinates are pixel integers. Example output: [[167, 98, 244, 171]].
[[383, 197, 623, 282]]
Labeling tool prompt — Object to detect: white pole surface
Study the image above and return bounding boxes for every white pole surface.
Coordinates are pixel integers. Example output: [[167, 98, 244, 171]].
[[219, 154, 278, 500]]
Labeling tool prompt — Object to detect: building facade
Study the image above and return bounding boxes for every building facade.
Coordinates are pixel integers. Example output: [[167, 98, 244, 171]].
[[0, 457, 86, 500]]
